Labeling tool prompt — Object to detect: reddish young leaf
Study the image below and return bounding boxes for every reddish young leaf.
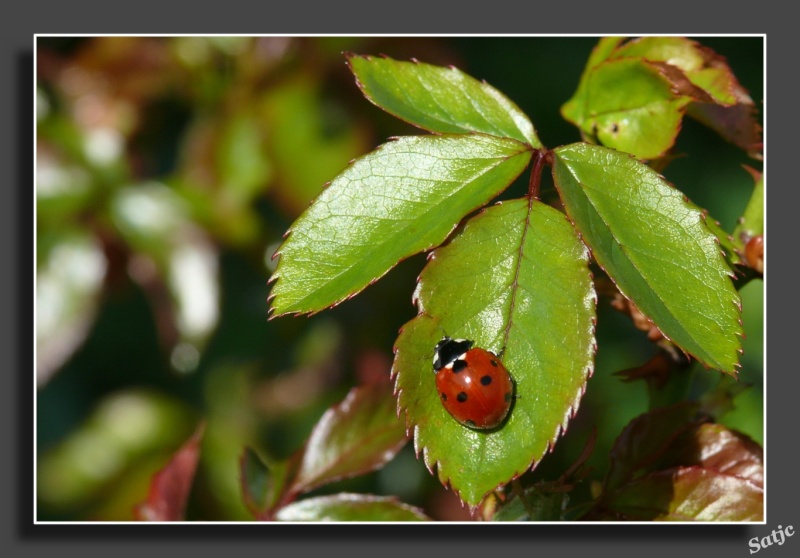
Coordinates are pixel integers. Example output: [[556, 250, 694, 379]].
[[604, 403, 703, 493], [601, 467, 763, 521], [288, 381, 409, 495], [134, 423, 205, 521], [659, 422, 763, 489], [595, 406, 763, 521]]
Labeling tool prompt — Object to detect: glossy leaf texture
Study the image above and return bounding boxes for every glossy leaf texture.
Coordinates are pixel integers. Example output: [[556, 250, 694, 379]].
[[275, 494, 429, 522], [289, 381, 409, 495], [687, 201, 742, 268], [561, 57, 696, 159], [562, 36, 762, 159], [552, 143, 742, 375], [611, 37, 740, 105], [393, 198, 596, 508], [605, 468, 763, 521], [269, 134, 531, 316], [348, 54, 541, 147], [611, 37, 762, 158], [595, 405, 763, 521]]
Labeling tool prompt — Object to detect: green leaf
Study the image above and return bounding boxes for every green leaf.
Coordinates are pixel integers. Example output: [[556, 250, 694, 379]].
[[275, 494, 429, 521], [610, 37, 763, 158], [610, 37, 738, 104], [552, 143, 742, 374], [560, 36, 625, 128], [240, 448, 271, 516], [686, 201, 741, 267], [347, 54, 541, 147], [392, 199, 595, 508], [239, 447, 298, 519], [563, 37, 761, 159], [561, 57, 693, 159], [269, 134, 532, 316], [732, 168, 764, 244], [584, 36, 627, 69], [289, 382, 408, 495], [492, 486, 569, 521]]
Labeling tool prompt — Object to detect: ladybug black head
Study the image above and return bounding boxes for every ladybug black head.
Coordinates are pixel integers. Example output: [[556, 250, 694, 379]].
[[432, 337, 473, 372]]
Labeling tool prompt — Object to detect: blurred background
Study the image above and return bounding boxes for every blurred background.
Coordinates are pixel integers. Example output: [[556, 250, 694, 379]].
[[35, 36, 764, 521]]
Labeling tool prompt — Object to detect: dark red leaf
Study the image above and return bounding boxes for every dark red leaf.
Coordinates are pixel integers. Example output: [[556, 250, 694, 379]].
[[134, 423, 205, 521], [604, 403, 703, 492], [595, 406, 763, 521], [600, 466, 763, 521], [688, 102, 763, 159]]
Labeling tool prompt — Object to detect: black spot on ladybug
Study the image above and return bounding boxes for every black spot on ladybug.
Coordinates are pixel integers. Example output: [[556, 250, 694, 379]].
[[490, 359, 498, 367], [457, 392, 468, 403], [440, 392, 447, 402], [480, 375, 492, 386], [465, 419, 476, 427], [452, 360, 467, 373]]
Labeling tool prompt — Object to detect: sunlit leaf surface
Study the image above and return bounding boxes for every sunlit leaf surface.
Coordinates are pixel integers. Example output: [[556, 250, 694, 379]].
[[348, 54, 540, 146], [560, 58, 692, 159], [290, 382, 408, 494], [552, 143, 742, 374], [393, 199, 595, 507], [597, 408, 763, 521], [269, 134, 531, 316], [275, 494, 429, 521]]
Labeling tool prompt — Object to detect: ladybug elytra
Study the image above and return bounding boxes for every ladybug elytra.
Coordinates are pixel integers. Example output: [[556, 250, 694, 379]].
[[433, 336, 514, 430]]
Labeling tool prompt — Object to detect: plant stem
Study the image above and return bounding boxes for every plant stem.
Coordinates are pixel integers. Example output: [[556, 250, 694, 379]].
[[527, 149, 549, 200]]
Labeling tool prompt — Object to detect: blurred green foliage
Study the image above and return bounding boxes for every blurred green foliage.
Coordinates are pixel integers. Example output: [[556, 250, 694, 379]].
[[36, 36, 763, 521]]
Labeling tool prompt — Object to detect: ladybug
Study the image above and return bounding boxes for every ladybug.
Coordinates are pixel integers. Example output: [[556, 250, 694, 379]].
[[433, 336, 514, 430]]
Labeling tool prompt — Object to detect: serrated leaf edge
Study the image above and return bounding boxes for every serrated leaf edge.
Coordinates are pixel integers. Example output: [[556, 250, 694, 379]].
[[390, 200, 598, 510], [554, 146, 743, 374], [268, 134, 531, 318], [345, 52, 539, 147]]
